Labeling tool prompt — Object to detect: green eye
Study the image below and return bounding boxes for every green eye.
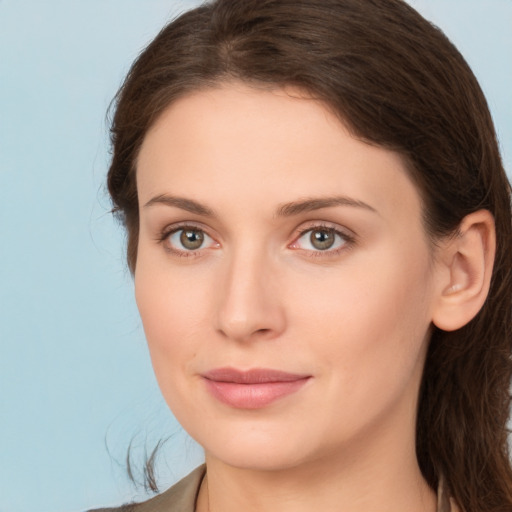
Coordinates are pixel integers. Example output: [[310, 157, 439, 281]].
[[179, 229, 205, 250], [310, 229, 336, 250], [166, 227, 215, 252], [293, 226, 350, 253]]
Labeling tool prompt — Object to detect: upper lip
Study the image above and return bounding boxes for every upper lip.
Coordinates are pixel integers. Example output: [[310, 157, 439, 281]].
[[202, 367, 311, 384]]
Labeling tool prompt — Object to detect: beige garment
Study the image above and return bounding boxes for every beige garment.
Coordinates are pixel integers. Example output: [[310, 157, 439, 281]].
[[88, 466, 205, 512], [89, 464, 459, 512]]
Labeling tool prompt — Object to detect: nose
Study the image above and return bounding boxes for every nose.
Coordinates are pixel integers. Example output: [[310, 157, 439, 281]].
[[214, 247, 286, 343]]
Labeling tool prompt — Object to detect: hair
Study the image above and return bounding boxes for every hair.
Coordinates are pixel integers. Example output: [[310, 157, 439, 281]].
[[106, 0, 512, 509]]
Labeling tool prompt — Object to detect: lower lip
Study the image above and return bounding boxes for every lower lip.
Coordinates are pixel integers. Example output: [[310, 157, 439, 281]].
[[203, 378, 310, 409]]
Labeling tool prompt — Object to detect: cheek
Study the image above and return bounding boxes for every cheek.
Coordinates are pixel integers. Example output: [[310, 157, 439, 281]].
[[288, 245, 434, 397], [134, 266, 214, 430], [134, 259, 211, 384]]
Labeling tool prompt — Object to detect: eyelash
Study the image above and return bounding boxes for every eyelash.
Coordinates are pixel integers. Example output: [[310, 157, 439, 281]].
[[157, 223, 216, 258], [157, 222, 356, 259], [292, 223, 356, 257]]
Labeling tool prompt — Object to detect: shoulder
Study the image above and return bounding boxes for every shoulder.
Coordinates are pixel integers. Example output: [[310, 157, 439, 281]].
[[87, 465, 206, 512]]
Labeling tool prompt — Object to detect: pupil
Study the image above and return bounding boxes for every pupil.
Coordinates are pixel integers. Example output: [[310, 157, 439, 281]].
[[310, 229, 335, 250], [180, 229, 204, 250]]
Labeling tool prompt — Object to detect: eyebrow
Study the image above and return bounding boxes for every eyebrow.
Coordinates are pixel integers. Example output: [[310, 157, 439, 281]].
[[144, 194, 215, 216], [143, 194, 377, 218], [275, 196, 378, 217]]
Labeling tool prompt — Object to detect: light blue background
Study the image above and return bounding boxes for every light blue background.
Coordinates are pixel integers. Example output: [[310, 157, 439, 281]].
[[0, 1, 510, 511]]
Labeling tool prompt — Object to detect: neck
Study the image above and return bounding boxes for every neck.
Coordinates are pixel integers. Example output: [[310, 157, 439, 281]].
[[196, 423, 436, 512]]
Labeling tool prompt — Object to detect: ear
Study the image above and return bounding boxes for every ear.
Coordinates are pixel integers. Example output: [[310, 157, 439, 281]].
[[432, 210, 496, 332]]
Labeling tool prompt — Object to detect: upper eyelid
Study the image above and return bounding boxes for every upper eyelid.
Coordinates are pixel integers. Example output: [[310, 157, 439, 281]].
[[293, 227, 352, 243], [157, 220, 356, 248], [292, 220, 355, 238], [159, 220, 351, 234], [160, 221, 215, 237]]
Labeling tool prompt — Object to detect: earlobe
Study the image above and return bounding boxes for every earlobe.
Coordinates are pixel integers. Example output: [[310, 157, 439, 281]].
[[432, 210, 496, 332]]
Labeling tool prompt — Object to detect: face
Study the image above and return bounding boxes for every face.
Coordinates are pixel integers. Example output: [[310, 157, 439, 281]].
[[135, 83, 441, 472]]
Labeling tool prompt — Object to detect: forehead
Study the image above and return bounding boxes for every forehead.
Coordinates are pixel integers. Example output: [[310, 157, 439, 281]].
[[136, 82, 422, 224]]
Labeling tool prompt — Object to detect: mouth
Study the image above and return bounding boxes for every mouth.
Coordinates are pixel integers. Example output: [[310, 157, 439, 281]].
[[201, 367, 311, 409]]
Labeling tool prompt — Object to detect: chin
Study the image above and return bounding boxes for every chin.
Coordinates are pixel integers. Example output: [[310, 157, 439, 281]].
[[194, 420, 323, 472], [207, 441, 311, 472]]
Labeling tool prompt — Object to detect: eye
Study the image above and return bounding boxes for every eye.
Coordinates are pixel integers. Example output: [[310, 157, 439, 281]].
[[164, 226, 217, 253], [291, 226, 352, 253]]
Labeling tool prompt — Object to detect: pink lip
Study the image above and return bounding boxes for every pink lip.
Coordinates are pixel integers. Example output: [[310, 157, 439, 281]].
[[202, 368, 311, 409]]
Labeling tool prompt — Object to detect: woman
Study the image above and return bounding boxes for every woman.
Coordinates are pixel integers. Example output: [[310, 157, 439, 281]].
[[94, 0, 512, 510]]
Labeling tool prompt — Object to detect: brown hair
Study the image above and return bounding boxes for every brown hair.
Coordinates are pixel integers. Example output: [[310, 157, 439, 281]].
[[107, 0, 512, 509]]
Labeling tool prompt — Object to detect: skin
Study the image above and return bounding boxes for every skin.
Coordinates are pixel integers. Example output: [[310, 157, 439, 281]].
[[134, 83, 445, 512]]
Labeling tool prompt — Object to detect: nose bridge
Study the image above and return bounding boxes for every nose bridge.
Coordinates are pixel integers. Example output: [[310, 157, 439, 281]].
[[214, 241, 285, 342]]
